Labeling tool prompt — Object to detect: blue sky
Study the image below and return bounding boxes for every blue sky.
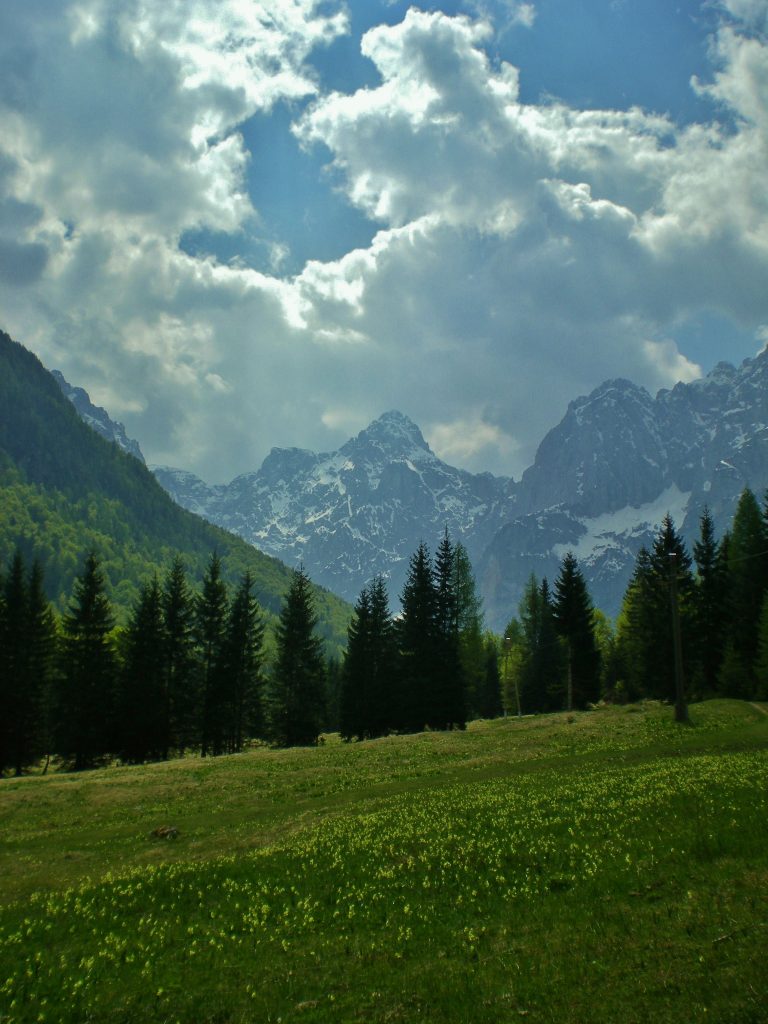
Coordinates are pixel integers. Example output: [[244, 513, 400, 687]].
[[0, 0, 766, 481]]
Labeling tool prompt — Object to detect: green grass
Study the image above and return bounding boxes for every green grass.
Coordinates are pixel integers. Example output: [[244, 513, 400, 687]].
[[1, 700, 767, 1023]]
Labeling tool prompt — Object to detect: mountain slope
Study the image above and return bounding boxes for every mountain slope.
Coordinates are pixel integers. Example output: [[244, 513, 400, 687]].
[[51, 370, 146, 463], [0, 329, 351, 647]]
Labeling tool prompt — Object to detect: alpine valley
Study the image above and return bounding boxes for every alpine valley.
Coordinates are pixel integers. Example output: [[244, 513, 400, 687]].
[[53, 347, 768, 629]]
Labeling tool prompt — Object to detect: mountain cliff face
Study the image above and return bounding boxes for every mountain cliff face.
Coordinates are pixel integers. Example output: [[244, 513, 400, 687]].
[[52, 370, 145, 463], [153, 410, 514, 605], [479, 350, 768, 625], [50, 342, 761, 628]]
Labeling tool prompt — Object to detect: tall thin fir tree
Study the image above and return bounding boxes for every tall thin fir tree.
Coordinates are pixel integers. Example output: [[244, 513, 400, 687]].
[[434, 530, 467, 729], [268, 567, 326, 747], [552, 552, 601, 711], [397, 542, 439, 732], [24, 560, 57, 774], [0, 550, 28, 775], [340, 576, 397, 740], [692, 507, 727, 695], [195, 553, 229, 757], [58, 552, 117, 770], [162, 557, 197, 755], [119, 577, 167, 763], [222, 571, 265, 752], [453, 542, 485, 720]]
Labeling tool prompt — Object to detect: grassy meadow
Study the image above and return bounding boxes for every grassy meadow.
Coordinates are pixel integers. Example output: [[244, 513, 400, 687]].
[[1, 700, 767, 1023]]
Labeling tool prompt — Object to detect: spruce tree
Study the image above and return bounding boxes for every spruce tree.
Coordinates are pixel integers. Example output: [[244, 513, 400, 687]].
[[268, 567, 326, 747], [162, 557, 197, 755], [0, 551, 28, 774], [552, 552, 601, 710], [518, 575, 564, 713], [24, 560, 57, 773], [434, 530, 466, 729], [755, 593, 768, 700], [479, 634, 503, 719], [397, 542, 439, 732], [58, 552, 117, 770], [692, 507, 727, 695], [721, 488, 768, 695], [340, 576, 397, 740], [453, 542, 484, 720], [222, 571, 265, 752], [195, 553, 229, 757], [119, 577, 167, 763]]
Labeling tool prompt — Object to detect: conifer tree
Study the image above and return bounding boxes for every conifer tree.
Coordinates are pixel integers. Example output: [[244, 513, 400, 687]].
[[58, 552, 117, 770], [119, 577, 167, 763], [340, 576, 397, 740], [552, 552, 601, 710], [720, 488, 768, 695], [692, 507, 727, 694], [755, 593, 768, 700], [222, 571, 265, 752], [397, 542, 439, 732], [268, 567, 326, 747], [0, 551, 28, 774], [195, 553, 229, 757], [434, 530, 466, 729], [518, 575, 564, 713], [478, 634, 503, 719], [453, 542, 485, 720], [25, 560, 57, 773], [162, 557, 196, 755]]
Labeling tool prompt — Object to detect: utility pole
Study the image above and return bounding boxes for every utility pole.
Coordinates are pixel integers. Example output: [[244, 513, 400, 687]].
[[668, 552, 690, 725]]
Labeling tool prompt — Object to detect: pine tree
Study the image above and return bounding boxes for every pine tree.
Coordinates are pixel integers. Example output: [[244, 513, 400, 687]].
[[222, 571, 265, 752], [453, 542, 485, 720], [161, 557, 197, 755], [268, 567, 326, 747], [552, 552, 601, 710], [340, 576, 397, 740], [434, 530, 466, 729], [397, 542, 438, 732], [195, 554, 229, 757], [119, 577, 167, 763], [478, 633, 503, 719], [692, 507, 727, 695], [25, 560, 57, 773], [721, 488, 768, 696], [755, 593, 768, 700], [518, 575, 564, 713], [58, 552, 117, 770], [0, 551, 28, 774]]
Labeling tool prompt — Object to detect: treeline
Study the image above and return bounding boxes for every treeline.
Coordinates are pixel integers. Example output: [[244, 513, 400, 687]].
[[339, 533, 502, 740], [503, 487, 768, 712], [0, 551, 331, 775]]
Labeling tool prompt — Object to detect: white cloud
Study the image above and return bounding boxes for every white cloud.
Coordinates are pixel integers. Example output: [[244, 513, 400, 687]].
[[0, 1, 766, 486]]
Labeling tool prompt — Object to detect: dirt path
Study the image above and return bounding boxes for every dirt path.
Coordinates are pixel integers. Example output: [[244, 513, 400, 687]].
[[750, 702, 768, 716]]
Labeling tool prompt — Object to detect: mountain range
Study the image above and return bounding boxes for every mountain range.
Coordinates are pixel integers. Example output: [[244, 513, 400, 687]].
[[0, 330, 351, 650], [53, 348, 768, 629]]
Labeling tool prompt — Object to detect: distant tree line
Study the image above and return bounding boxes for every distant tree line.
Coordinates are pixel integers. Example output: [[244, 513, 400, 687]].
[[503, 486, 768, 712], [3, 486, 766, 775], [0, 551, 328, 774], [338, 532, 502, 741]]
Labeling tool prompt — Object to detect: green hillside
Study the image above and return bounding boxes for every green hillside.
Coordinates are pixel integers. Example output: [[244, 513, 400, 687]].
[[1, 701, 767, 1023], [0, 329, 350, 645]]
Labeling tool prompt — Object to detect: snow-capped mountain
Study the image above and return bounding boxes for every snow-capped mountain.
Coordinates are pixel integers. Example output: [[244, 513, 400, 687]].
[[478, 349, 768, 625], [153, 411, 514, 605], [52, 370, 145, 463]]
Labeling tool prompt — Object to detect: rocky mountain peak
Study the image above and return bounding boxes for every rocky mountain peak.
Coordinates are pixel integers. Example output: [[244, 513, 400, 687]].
[[343, 410, 430, 459], [52, 369, 145, 463]]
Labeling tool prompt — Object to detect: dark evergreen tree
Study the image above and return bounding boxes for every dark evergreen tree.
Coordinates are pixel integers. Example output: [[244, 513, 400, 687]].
[[162, 557, 197, 755], [195, 553, 229, 757], [692, 507, 728, 695], [615, 547, 656, 702], [397, 543, 439, 732], [222, 571, 265, 752], [0, 551, 28, 775], [755, 593, 768, 700], [453, 542, 484, 720], [119, 577, 167, 763], [340, 576, 397, 740], [268, 567, 326, 746], [720, 488, 768, 696], [478, 633, 503, 719], [518, 575, 564, 713], [552, 552, 601, 710], [25, 560, 57, 773], [57, 552, 117, 770], [434, 530, 466, 729]]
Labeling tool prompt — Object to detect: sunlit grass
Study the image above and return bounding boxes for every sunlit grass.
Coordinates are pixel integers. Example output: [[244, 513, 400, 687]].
[[1, 700, 767, 1023]]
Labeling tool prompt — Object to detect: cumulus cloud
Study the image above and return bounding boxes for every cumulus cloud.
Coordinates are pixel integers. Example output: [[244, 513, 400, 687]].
[[0, 1, 766, 484]]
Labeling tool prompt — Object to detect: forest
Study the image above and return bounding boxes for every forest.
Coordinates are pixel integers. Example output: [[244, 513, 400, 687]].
[[1, 487, 767, 776]]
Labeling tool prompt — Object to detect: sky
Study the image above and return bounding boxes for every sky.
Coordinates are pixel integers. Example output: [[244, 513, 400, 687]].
[[1, 0, 767, 483]]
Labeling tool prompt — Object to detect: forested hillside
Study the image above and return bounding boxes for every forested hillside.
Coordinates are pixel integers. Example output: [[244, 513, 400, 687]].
[[0, 329, 350, 644]]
